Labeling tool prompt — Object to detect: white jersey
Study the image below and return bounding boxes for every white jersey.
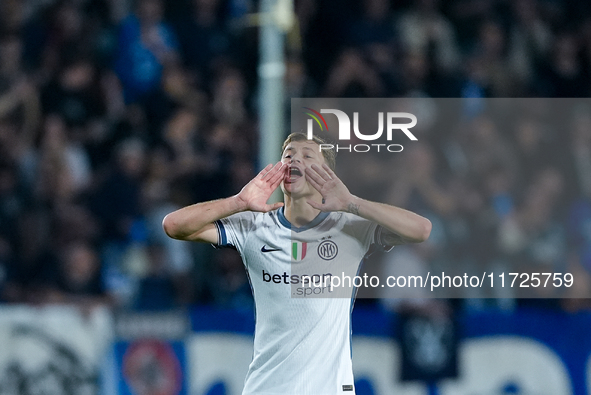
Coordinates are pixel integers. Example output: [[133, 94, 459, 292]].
[[215, 208, 390, 395]]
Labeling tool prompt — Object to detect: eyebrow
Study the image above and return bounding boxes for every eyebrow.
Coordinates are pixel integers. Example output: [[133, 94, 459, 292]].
[[284, 146, 315, 153]]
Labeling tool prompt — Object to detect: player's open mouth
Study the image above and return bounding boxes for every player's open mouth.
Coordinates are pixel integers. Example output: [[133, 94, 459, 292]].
[[287, 166, 303, 182]]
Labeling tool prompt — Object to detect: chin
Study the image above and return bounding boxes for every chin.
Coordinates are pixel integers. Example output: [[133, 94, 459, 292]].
[[283, 178, 315, 199]]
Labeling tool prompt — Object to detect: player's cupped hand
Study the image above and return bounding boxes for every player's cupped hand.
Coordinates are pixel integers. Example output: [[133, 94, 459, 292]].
[[236, 162, 286, 212], [305, 164, 354, 212]]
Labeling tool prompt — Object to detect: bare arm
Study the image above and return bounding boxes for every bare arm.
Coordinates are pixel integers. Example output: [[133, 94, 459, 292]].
[[163, 162, 286, 243], [305, 164, 431, 244]]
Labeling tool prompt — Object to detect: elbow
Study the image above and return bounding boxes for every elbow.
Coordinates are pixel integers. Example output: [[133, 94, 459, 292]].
[[419, 218, 432, 242], [407, 217, 432, 243], [162, 213, 180, 239]]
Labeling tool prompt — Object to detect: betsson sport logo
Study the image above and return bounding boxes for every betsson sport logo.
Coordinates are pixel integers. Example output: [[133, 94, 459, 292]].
[[302, 107, 418, 153]]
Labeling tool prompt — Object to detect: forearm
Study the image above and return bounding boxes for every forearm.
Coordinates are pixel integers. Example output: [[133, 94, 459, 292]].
[[162, 195, 246, 241], [347, 196, 432, 243]]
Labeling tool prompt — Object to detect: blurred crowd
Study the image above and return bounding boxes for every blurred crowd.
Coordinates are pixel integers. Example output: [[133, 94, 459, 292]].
[[0, 0, 591, 311]]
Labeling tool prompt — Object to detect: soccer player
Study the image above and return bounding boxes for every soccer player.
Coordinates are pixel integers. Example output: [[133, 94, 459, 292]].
[[162, 132, 431, 395]]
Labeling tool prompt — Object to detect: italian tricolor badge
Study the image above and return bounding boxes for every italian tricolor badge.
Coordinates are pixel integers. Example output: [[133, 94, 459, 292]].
[[292, 241, 307, 261]]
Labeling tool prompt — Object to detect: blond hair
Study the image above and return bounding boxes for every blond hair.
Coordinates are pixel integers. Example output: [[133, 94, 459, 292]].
[[281, 132, 336, 170]]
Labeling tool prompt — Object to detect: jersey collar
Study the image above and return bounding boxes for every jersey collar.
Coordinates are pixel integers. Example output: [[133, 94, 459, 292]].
[[277, 207, 329, 232]]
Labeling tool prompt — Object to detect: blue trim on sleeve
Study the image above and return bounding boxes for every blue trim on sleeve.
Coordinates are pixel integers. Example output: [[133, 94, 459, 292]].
[[374, 225, 394, 252], [215, 220, 228, 246]]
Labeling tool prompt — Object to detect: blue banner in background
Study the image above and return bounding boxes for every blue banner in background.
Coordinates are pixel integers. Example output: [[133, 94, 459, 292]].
[[187, 305, 591, 395], [458, 307, 591, 395]]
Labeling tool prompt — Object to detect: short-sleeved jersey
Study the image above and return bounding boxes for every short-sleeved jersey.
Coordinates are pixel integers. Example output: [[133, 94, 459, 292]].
[[215, 208, 389, 395]]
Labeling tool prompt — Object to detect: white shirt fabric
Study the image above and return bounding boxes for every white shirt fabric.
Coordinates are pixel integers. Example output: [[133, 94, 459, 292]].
[[216, 208, 389, 395]]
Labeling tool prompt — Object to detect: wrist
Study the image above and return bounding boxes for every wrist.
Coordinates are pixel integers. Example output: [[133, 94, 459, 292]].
[[231, 194, 249, 212], [346, 196, 362, 216]]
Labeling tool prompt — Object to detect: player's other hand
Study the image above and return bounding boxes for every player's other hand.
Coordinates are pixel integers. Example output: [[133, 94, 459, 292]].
[[235, 162, 286, 212], [305, 164, 354, 212]]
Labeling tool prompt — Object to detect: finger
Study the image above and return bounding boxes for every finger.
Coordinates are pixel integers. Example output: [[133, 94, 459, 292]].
[[268, 174, 284, 192], [257, 163, 274, 178], [262, 161, 283, 180], [311, 164, 332, 181], [262, 161, 283, 179], [267, 163, 287, 185], [306, 173, 324, 193], [267, 202, 285, 211], [304, 168, 324, 192], [322, 164, 338, 179], [307, 199, 323, 210], [305, 166, 326, 186]]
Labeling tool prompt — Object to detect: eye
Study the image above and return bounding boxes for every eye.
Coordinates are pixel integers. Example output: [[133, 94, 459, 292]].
[[305, 155, 312, 159]]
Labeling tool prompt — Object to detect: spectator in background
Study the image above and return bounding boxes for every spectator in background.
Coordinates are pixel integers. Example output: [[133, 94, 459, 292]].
[[457, 115, 518, 180], [0, 121, 29, 188], [92, 137, 146, 240], [511, 115, 555, 186], [89, 102, 150, 171], [0, 34, 30, 108], [0, 162, 22, 246], [39, 0, 91, 82], [458, 20, 525, 98], [114, 0, 179, 104], [143, 146, 196, 305], [476, 20, 524, 97], [141, 63, 208, 144], [41, 57, 105, 133], [163, 107, 227, 202], [347, 0, 395, 50], [0, 0, 26, 35], [387, 143, 457, 219], [397, 51, 431, 96], [397, 0, 460, 74], [537, 31, 590, 97], [25, 114, 92, 206], [507, 0, 553, 91], [211, 66, 251, 126], [563, 105, 591, 202], [134, 242, 177, 310], [48, 241, 110, 307], [0, 34, 41, 143], [446, 0, 500, 52], [208, 247, 253, 308], [498, 168, 567, 292], [0, 162, 21, 302], [161, 64, 207, 113], [3, 208, 58, 304], [344, 0, 404, 96], [173, 0, 234, 83], [323, 48, 383, 97], [580, 17, 591, 77], [284, 57, 317, 102], [90, 138, 147, 305]]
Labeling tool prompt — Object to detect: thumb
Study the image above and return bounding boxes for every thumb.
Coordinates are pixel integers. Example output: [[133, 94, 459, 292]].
[[307, 200, 323, 210], [266, 202, 284, 211]]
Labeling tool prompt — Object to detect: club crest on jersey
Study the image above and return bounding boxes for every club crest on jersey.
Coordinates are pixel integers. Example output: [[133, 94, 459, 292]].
[[318, 240, 338, 260], [292, 241, 307, 261]]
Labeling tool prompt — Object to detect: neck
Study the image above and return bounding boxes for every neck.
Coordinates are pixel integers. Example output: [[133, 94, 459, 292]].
[[283, 195, 322, 228]]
